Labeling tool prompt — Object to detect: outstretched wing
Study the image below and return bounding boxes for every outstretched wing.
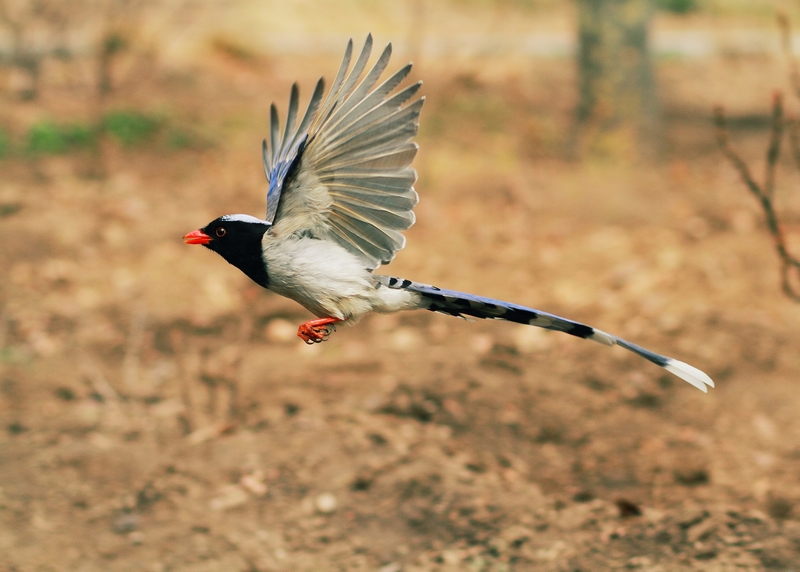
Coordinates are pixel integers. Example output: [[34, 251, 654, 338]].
[[262, 35, 424, 269]]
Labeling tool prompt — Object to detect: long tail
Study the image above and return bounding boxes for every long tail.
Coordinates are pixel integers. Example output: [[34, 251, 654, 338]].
[[383, 277, 714, 392]]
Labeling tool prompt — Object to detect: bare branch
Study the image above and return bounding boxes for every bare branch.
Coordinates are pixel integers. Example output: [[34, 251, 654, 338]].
[[764, 91, 784, 198], [778, 12, 800, 100], [713, 105, 763, 199], [714, 98, 800, 302]]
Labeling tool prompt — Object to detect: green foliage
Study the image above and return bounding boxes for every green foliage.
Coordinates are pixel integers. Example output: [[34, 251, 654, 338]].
[[0, 128, 9, 158], [13, 112, 207, 156], [27, 121, 97, 154], [103, 111, 160, 147], [103, 33, 128, 56], [453, 0, 558, 10], [0, 203, 22, 218], [165, 126, 212, 151], [63, 124, 96, 148], [27, 122, 66, 154], [165, 128, 193, 150], [656, 0, 697, 14]]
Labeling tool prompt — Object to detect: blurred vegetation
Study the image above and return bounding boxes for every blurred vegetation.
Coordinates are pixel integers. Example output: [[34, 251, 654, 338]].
[[446, 0, 775, 17], [165, 127, 210, 150], [0, 127, 9, 158], [103, 111, 160, 147], [99, 32, 130, 95], [456, 0, 562, 9], [450, 0, 783, 19], [27, 122, 96, 154], [656, 0, 697, 14], [0, 203, 22, 218], [11, 111, 192, 156], [702, 0, 780, 18]]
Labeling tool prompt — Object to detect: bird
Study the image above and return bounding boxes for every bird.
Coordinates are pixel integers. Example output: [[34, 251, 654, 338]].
[[183, 35, 714, 393]]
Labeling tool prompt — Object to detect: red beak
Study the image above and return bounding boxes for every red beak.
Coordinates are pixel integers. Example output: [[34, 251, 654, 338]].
[[183, 229, 211, 245]]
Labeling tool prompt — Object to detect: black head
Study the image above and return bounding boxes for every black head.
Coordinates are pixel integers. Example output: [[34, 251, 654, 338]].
[[183, 214, 271, 288]]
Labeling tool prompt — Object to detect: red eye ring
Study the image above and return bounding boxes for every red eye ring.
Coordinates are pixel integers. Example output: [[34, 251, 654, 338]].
[[216, 227, 226, 237]]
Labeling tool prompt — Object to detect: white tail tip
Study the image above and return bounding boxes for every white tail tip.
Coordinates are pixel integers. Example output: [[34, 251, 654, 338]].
[[664, 359, 715, 393]]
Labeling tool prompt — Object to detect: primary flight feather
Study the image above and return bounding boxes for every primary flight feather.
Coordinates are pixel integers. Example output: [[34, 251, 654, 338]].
[[183, 35, 714, 393]]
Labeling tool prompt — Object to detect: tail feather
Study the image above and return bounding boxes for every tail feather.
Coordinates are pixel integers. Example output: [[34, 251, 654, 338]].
[[384, 277, 714, 393]]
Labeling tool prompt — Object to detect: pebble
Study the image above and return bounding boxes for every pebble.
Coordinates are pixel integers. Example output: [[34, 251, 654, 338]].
[[470, 334, 493, 355], [513, 324, 552, 353], [240, 472, 268, 496], [187, 422, 234, 445], [264, 319, 297, 343], [390, 327, 421, 351], [150, 398, 185, 419], [112, 512, 140, 534], [315, 492, 338, 514], [209, 485, 248, 511]]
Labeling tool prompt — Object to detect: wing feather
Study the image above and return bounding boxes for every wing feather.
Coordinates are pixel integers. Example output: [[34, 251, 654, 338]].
[[312, 88, 422, 165], [329, 187, 418, 211], [318, 40, 353, 116], [316, 144, 418, 174], [320, 74, 419, 146], [334, 199, 415, 230], [335, 35, 374, 106], [327, 207, 406, 264], [288, 78, 325, 151], [321, 170, 417, 192], [281, 84, 299, 157], [321, 43, 392, 133], [325, 63, 411, 137], [264, 36, 424, 268], [269, 104, 280, 167], [263, 80, 326, 223]]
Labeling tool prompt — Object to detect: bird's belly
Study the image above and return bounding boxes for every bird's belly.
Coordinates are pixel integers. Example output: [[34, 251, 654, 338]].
[[262, 237, 377, 319]]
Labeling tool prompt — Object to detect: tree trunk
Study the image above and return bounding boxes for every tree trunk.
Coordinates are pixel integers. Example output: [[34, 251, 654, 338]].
[[573, 0, 662, 159]]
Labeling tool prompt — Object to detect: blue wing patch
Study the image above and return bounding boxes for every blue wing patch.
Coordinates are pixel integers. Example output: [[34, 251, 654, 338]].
[[262, 80, 325, 224]]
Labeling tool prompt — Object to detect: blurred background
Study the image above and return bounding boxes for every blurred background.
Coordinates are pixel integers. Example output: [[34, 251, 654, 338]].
[[2, 0, 800, 570]]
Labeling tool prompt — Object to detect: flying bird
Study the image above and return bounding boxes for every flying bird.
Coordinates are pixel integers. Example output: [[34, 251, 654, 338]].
[[183, 35, 714, 393]]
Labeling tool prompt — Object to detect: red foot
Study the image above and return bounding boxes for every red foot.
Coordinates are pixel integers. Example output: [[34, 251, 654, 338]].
[[297, 317, 342, 344]]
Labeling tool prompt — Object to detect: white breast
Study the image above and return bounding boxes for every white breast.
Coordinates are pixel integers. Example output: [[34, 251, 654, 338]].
[[261, 235, 420, 320]]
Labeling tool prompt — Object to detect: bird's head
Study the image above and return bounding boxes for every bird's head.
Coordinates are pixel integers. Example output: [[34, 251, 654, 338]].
[[183, 214, 272, 287]]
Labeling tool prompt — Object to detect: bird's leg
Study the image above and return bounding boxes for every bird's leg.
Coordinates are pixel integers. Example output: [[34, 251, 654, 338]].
[[297, 317, 343, 344]]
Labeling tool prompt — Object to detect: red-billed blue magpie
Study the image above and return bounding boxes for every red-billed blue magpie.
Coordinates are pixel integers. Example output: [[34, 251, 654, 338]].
[[184, 36, 713, 392]]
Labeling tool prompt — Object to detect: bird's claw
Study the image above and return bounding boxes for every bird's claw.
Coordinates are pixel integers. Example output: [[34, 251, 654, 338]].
[[297, 322, 336, 344]]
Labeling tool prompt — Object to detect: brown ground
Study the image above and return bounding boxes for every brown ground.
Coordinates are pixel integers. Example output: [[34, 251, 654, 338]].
[[3, 11, 800, 572]]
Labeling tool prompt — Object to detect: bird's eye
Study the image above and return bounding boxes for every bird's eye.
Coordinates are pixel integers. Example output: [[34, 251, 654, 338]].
[[216, 227, 226, 237]]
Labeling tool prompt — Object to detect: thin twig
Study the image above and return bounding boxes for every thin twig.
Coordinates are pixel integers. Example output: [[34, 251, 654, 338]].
[[714, 95, 800, 301], [778, 12, 800, 101], [764, 91, 784, 198], [778, 13, 800, 180], [788, 114, 800, 170]]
